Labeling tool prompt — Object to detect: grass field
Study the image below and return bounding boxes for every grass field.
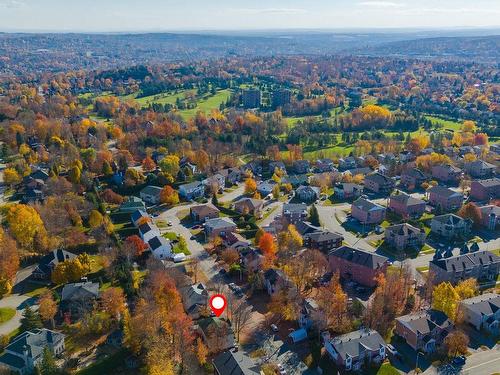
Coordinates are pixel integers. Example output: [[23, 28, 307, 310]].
[[0, 307, 15, 324], [131, 90, 195, 107], [425, 115, 463, 131], [175, 89, 232, 119]]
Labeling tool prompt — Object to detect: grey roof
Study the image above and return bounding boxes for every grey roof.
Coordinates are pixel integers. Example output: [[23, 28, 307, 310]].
[[205, 217, 236, 230], [475, 178, 500, 188], [139, 221, 157, 235], [352, 198, 385, 212], [465, 160, 497, 170], [61, 282, 99, 301], [390, 193, 425, 206], [479, 205, 500, 217], [402, 168, 426, 179], [283, 203, 308, 214], [148, 235, 170, 251], [330, 246, 388, 270], [460, 293, 500, 316], [295, 221, 321, 235], [396, 310, 452, 335], [140, 185, 162, 196], [431, 214, 467, 226], [264, 268, 287, 286], [345, 167, 372, 176], [428, 186, 462, 198], [365, 172, 394, 185], [213, 350, 260, 375], [191, 203, 220, 216], [180, 180, 204, 190], [329, 329, 385, 361], [296, 185, 320, 196], [5, 329, 65, 362], [386, 223, 423, 236], [35, 249, 76, 275], [431, 250, 500, 272], [181, 283, 209, 315], [304, 230, 343, 243], [0, 352, 25, 369], [234, 198, 264, 211], [131, 209, 148, 223]]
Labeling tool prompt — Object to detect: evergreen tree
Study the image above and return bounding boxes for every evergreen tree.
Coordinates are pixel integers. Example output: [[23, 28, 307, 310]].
[[309, 204, 320, 227], [39, 347, 58, 375], [211, 193, 218, 207], [20, 306, 43, 332]]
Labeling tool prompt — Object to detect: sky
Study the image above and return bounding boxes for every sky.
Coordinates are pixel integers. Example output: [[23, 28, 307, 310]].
[[1, 0, 500, 32]]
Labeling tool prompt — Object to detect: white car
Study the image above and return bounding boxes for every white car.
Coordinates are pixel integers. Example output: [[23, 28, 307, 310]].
[[270, 324, 278, 332], [386, 344, 398, 356]]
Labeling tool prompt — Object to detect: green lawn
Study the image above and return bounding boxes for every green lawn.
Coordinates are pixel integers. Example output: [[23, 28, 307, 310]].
[[376, 362, 400, 375], [132, 90, 195, 107], [175, 89, 232, 119], [0, 307, 15, 324], [425, 115, 463, 131], [77, 349, 129, 375]]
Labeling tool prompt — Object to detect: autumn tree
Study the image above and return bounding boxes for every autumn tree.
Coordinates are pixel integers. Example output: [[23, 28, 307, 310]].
[[101, 287, 126, 320], [432, 282, 460, 321], [124, 235, 148, 259], [277, 224, 303, 258], [457, 203, 482, 227], [6, 204, 47, 249], [196, 338, 208, 366], [316, 272, 350, 333], [244, 178, 257, 195], [159, 155, 180, 179], [284, 249, 328, 296], [221, 248, 239, 267], [226, 295, 253, 342], [259, 232, 277, 267], [160, 185, 180, 205], [38, 292, 57, 328], [142, 156, 156, 172], [0, 228, 20, 297], [444, 330, 469, 358], [3, 167, 21, 186]]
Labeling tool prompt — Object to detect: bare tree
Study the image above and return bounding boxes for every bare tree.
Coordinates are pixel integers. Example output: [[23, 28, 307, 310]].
[[226, 295, 253, 342]]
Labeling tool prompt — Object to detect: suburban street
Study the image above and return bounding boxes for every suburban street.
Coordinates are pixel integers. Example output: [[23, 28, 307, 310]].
[[0, 294, 33, 336]]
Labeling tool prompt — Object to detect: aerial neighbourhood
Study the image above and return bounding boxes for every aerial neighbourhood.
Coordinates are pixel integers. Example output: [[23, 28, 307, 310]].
[[0, 31, 499, 375]]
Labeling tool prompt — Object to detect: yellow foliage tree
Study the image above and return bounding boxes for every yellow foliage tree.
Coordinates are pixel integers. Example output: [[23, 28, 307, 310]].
[[3, 168, 21, 186], [432, 282, 460, 321], [6, 204, 46, 249], [88, 210, 104, 228]]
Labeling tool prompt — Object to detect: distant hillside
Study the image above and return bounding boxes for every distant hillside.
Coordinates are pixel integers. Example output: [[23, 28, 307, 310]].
[[352, 35, 500, 62]]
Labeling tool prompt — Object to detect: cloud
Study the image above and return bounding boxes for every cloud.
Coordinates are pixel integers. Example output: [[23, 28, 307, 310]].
[[232, 8, 308, 16], [359, 1, 405, 8], [0, 0, 25, 8]]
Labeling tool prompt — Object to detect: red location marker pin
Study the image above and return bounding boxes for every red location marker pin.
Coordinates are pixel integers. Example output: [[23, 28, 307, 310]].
[[209, 294, 227, 317]]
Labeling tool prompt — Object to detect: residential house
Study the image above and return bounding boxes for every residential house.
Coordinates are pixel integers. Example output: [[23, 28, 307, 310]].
[[430, 250, 500, 284], [364, 173, 395, 195], [264, 268, 291, 296], [204, 217, 237, 238], [428, 186, 463, 212], [241, 248, 264, 273], [464, 160, 497, 178], [0, 329, 65, 375], [32, 249, 77, 280], [395, 310, 452, 353], [316, 158, 336, 172], [385, 223, 426, 252], [60, 282, 99, 320], [478, 205, 500, 230], [282, 174, 308, 188], [470, 178, 500, 201], [218, 167, 241, 186], [282, 203, 308, 224], [351, 198, 386, 225], [296, 185, 320, 202], [223, 232, 251, 252], [269, 161, 286, 175], [203, 173, 225, 191], [293, 160, 310, 174], [344, 167, 373, 177], [431, 165, 462, 184], [179, 157, 198, 175], [257, 180, 277, 197], [389, 192, 426, 218], [196, 318, 235, 353], [295, 221, 320, 236], [323, 329, 386, 371], [401, 168, 427, 190], [329, 246, 389, 288], [430, 214, 472, 239], [299, 298, 320, 329], [139, 185, 163, 205], [243, 160, 262, 176], [213, 350, 260, 375], [233, 198, 264, 218], [131, 209, 149, 227], [179, 181, 205, 200], [181, 283, 209, 319], [29, 169, 50, 182], [148, 235, 172, 260], [459, 293, 500, 333], [334, 183, 362, 200], [338, 157, 357, 171], [190, 204, 220, 223], [303, 230, 344, 253], [138, 222, 161, 243], [23, 188, 45, 204], [120, 196, 146, 213]]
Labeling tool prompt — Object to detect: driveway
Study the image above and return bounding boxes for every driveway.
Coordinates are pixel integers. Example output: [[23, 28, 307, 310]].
[[0, 294, 36, 336]]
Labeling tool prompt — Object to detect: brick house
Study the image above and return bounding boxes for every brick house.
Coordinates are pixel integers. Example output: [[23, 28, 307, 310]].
[[463, 160, 497, 178], [428, 186, 463, 212], [388, 192, 426, 218], [190, 204, 220, 223], [430, 250, 500, 284], [401, 168, 427, 190], [351, 198, 386, 224], [470, 178, 500, 201], [282, 203, 308, 224], [430, 214, 472, 239], [385, 223, 426, 251], [204, 217, 237, 238], [303, 230, 344, 253], [364, 173, 395, 195], [323, 329, 386, 371], [329, 246, 389, 287], [431, 165, 462, 184], [395, 310, 452, 353]]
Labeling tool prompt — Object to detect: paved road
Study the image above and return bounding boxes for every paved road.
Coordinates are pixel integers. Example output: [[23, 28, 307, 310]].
[[0, 294, 35, 336], [461, 346, 500, 375]]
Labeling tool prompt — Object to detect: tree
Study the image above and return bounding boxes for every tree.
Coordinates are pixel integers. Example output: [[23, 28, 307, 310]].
[[101, 287, 126, 319], [432, 282, 460, 321], [142, 156, 156, 172], [457, 203, 482, 227], [159, 155, 180, 178], [254, 228, 265, 246], [88, 209, 104, 228], [227, 297, 253, 342], [160, 185, 180, 205], [259, 232, 277, 267], [124, 235, 148, 258], [316, 272, 350, 333], [195, 338, 208, 366], [3, 168, 21, 186], [20, 306, 42, 332], [284, 249, 328, 296], [68, 165, 81, 184], [101, 189, 124, 204], [444, 330, 469, 358], [309, 204, 320, 226], [277, 224, 303, 258], [221, 248, 239, 267], [0, 229, 20, 298], [244, 178, 257, 195], [272, 184, 280, 199], [38, 292, 57, 328], [454, 278, 478, 300], [38, 347, 58, 375], [51, 258, 87, 284], [6, 204, 46, 249]]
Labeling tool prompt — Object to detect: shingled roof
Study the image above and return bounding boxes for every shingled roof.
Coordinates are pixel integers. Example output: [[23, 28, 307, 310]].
[[329, 246, 388, 270]]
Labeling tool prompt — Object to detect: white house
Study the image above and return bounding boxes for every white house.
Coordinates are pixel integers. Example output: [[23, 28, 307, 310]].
[[179, 181, 205, 200], [138, 222, 161, 243], [131, 209, 149, 227], [459, 293, 500, 333], [148, 235, 172, 260], [140, 185, 163, 205]]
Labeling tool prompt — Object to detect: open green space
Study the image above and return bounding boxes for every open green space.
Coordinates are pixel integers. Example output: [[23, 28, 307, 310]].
[[77, 349, 129, 375], [424, 115, 462, 131], [376, 362, 400, 375], [175, 89, 232, 119], [0, 307, 15, 324]]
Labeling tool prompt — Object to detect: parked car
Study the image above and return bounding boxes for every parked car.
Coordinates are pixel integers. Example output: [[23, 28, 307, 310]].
[[277, 364, 287, 375], [452, 356, 466, 366], [167, 220, 173, 226], [271, 324, 278, 332], [386, 344, 398, 356]]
